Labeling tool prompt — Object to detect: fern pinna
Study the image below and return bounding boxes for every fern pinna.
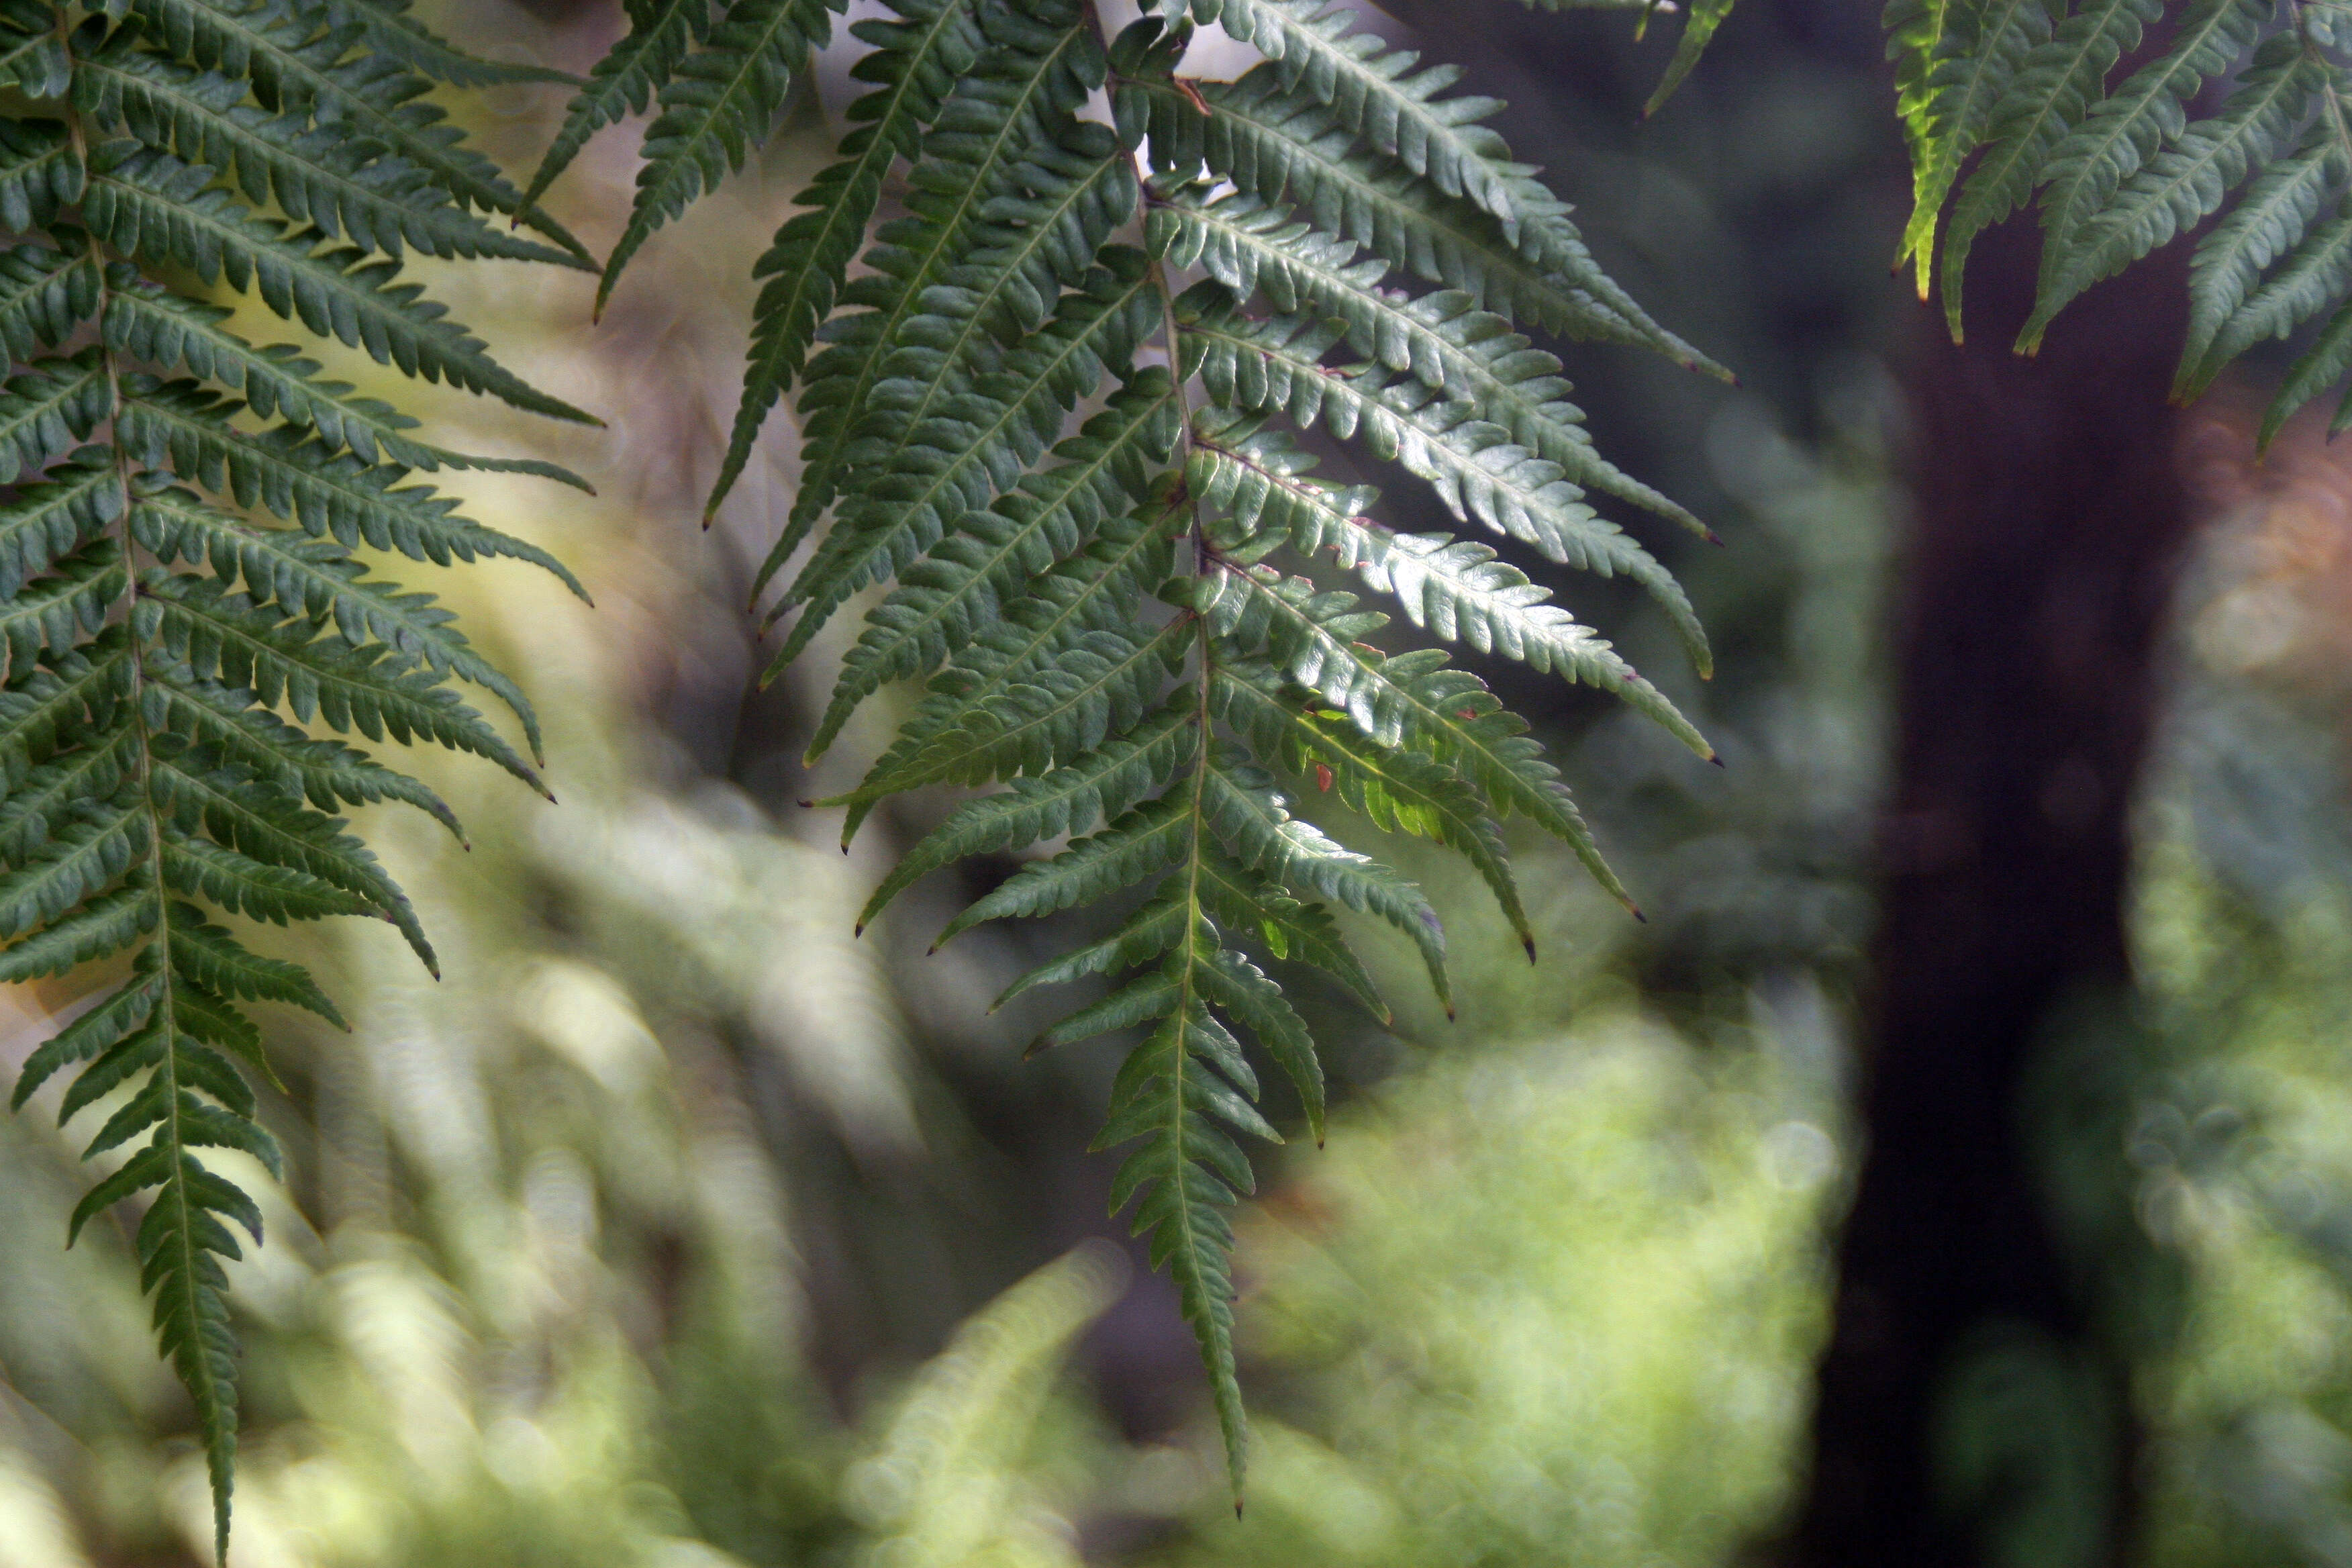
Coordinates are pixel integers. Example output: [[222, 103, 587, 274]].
[[540, 0, 1728, 1491], [0, 0, 591, 1554], [1882, 0, 2352, 441]]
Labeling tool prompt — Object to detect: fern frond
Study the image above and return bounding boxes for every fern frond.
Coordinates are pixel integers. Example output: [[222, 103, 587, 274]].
[[763, 281, 1160, 684], [779, 0, 1108, 544], [117, 382, 590, 601], [1892, 0, 2051, 299], [2173, 128, 2351, 401], [597, 0, 840, 310], [824, 498, 1185, 830], [1191, 415, 1710, 752], [859, 697, 1196, 930], [2029, 0, 2269, 299], [1938, 0, 2159, 334], [129, 486, 542, 747], [2020, 36, 2325, 349], [317, 0, 583, 89], [85, 146, 601, 427], [809, 361, 1182, 757], [1199, 748, 1447, 1006], [1191, 562, 1641, 911], [0, 240, 100, 360], [1181, 291, 1711, 669], [119, 0, 591, 258], [520, 0, 714, 213], [136, 569, 543, 790], [105, 271, 583, 481], [1210, 656, 1532, 956], [1117, 48, 1649, 352], [709, 0, 983, 518]]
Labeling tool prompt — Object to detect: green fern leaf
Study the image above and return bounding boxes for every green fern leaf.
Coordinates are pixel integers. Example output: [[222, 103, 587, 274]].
[[779, 0, 1106, 550], [597, 0, 841, 310], [808, 361, 1181, 756], [85, 146, 601, 428], [74, 39, 587, 269], [709, 0, 983, 520], [120, 0, 592, 259], [2029, 0, 2269, 301], [0, 241, 101, 360], [1180, 291, 1711, 669], [520, 0, 716, 213], [2020, 36, 2325, 349], [116, 381, 590, 602], [1939, 0, 2159, 336]]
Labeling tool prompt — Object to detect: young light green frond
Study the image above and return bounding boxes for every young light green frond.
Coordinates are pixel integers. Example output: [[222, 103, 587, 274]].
[[597, 0, 841, 311], [2020, 36, 2326, 350], [709, 0, 983, 519], [1894, 0, 2051, 299], [808, 365, 1181, 756], [521, 0, 714, 212], [1938, 0, 2159, 335], [84, 146, 602, 427], [779, 0, 1108, 541], [119, 0, 591, 258], [1199, 748, 1449, 1007], [115, 383, 591, 599], [859, 698, 1195, 932], [73, 39, 589, 268]]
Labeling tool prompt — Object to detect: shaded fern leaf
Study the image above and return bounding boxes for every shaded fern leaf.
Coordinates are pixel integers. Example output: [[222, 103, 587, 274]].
[[0, 7, 589, 1558], [546, 0, 1722, 1509]]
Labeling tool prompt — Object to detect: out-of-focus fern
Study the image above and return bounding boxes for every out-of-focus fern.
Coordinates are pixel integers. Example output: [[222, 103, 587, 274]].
[[1888, 0, 2352, 442], [0, 1, 590, 1558], [536, 0, 1726, 1498]]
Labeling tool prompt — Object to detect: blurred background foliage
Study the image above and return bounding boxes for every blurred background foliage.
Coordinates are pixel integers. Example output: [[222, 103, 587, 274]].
[[7, 0, 2352, 1564]]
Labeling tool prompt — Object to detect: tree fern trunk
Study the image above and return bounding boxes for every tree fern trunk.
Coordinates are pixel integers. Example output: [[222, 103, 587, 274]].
[[1790, 217, 2193, 1568]]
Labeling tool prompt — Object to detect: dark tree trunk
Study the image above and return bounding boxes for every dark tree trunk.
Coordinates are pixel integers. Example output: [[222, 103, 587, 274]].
[[1790, 221, 2196, 1567]]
